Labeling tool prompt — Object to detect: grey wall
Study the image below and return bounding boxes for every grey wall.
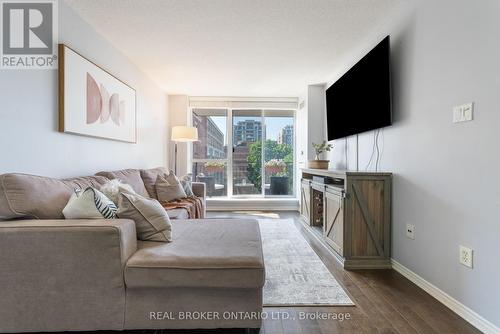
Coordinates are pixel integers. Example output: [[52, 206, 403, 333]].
[[323, 0, 500, 327], [0, 1, 168, 178], [168, 95, 189, 175], [306, 85, 327, 161]]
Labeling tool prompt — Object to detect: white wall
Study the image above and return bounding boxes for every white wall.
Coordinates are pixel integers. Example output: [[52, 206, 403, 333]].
[[0, 1, 168, 178], [296, 96, 308, 176], [319, 0, 500, 329]]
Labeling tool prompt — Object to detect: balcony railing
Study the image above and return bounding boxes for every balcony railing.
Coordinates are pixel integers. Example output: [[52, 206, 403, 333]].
[[192, 161, 294, 197]]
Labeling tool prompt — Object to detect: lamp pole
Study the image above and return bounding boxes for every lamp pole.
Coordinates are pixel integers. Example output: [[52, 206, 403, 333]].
[[171, 126, 198, 176], [174, 142, 178, 175]]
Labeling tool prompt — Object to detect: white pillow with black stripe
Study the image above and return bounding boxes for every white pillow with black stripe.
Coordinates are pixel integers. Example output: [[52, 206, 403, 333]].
[[63, 187, 117, 219]]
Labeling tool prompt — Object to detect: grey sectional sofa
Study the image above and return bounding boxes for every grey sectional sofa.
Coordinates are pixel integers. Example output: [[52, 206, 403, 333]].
[[0, 168, 265, 333]]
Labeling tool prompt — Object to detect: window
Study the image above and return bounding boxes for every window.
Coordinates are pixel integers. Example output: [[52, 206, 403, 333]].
[[232, 110, 262, 195], [263, 112, 295, 197], [192, 109, 228, 197], [191, 108, 295, 198]]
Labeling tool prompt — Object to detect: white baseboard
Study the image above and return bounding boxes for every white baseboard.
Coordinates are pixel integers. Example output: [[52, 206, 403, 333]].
[[207, 198, 299, 211], [391, 259, 500, 334]]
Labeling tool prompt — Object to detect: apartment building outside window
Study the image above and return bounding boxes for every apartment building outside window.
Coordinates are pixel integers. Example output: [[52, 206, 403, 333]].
[[191, 108, 295, 198]]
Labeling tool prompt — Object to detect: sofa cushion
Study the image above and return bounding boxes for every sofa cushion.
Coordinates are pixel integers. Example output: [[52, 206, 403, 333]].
[[140, 167, 167, 199], [96, 169, 149, 197], [125, 219, 264, 289], [0, 173, 109, 220]]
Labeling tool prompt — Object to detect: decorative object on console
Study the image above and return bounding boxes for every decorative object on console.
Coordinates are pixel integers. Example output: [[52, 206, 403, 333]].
[[58, 44, 137, 143], [171, 126, 198, 174], [62, 187, 117, 219], [308, 141, 333, 169], [117, 192, 172, 242]]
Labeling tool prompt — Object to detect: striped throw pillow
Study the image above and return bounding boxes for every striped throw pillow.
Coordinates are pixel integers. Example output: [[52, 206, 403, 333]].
[[63, 187, 117, 219], [91, 188, 118, 219]]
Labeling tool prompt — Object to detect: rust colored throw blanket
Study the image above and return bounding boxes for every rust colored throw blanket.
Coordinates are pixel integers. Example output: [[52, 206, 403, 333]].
[[161, 196, 204, 219]]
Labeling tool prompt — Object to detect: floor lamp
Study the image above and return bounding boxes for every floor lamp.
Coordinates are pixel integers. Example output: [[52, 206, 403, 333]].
[[171, 126, 198, 175]]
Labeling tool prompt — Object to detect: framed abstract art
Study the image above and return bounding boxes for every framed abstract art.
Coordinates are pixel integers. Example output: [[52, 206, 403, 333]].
[[58, 44, 137, 143]]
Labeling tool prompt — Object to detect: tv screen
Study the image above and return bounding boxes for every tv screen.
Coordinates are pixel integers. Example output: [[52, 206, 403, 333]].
[[326, 36, 392, 140]]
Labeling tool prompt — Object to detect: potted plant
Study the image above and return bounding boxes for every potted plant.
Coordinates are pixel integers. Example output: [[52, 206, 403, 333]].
[[308, 141, 333, 169], [204, 161, 225, 174], [265, 159, 286, 176], [265, 159, 289, 195]]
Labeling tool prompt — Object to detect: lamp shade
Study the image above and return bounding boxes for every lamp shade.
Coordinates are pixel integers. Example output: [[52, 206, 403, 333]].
[[171, 126, 198, 142]]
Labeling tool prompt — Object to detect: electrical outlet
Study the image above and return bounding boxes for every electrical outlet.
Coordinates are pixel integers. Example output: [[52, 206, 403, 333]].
[[406, 224, 415, 240], [459, 245, 473, 268]]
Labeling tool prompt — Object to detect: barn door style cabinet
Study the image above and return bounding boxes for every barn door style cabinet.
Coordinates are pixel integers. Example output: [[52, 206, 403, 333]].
[[300, 169, 392, 269], [300, 179, 311, 225]]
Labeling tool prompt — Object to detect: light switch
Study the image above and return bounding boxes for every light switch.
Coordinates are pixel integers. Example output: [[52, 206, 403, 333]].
[[453, 103, 474, 123], [463, 103, 473, 121]]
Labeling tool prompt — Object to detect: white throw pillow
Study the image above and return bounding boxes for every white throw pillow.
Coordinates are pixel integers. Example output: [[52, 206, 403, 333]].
[[100, 179, 136, 205], [63, 187, 118, 219]]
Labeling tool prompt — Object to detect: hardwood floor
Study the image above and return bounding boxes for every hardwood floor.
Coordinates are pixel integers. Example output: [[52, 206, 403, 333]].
[[26, 211, 480, 334], [205, 211, 481, 334]]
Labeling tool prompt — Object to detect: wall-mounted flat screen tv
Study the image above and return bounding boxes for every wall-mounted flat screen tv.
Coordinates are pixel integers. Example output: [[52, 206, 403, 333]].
[[326, 35, 392, 140]]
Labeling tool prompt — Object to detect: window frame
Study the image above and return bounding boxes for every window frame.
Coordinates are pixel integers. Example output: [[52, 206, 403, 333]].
[[189, 107, 297, 199]]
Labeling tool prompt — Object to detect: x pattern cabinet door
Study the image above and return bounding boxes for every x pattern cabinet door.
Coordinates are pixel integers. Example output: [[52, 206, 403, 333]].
[[324, 191, 344, 256], [300, 182, 311, 223], [348, 180, 387, 258]]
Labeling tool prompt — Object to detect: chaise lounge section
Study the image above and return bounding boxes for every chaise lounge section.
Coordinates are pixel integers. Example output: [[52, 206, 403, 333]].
[[125, 219, 264, 330], [0, 170, 265, 333]]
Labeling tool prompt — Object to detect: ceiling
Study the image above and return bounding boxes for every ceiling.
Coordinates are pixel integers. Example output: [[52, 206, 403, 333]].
[[64, 0, 404, 96]]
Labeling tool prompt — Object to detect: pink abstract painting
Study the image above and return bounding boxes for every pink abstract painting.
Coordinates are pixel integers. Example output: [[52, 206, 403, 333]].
[[61, 45, 136, 143], [86, 73, 126, 126]]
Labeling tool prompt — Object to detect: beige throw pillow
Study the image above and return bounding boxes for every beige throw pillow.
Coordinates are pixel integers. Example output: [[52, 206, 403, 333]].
[[155, 174, 187, 202], [117, 192, 172, 242], [165, 169, 179, 184]]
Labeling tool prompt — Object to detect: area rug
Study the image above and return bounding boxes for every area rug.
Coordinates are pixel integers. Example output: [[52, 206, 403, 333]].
[[259, 219, 354, 306]]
